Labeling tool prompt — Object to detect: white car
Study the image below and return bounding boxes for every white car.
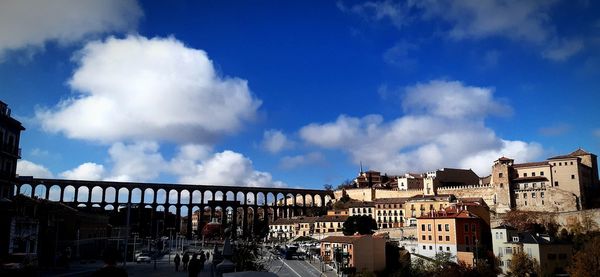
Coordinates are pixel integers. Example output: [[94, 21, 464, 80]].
[[135, 254, 152, 263]]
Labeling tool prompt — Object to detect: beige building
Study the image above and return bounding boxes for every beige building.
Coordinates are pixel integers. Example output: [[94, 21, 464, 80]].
[[374, 198, 408, 229], [314, 215, 347, 234], [492, 225, 573, 276], [320, 235, 386, 272], [492, 149, 599, 213], [403, 195, 454, 226]]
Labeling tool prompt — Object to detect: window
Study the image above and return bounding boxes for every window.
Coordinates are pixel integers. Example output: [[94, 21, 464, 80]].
[[466, 246, 470, 252], [505, 247, 513, 254], [421, 224, 425, 231], [445, 224, 450, 231], [422, 235, 426, 240], [524, 193, 527, 199], [428, 235, 432, 240], [571, 174, 575, 179], [548, 253, 556, 260], [438, 224, 442, 231], [439, 246, 442, 251], [471, 223, 476, 232], [532, 192, 536, 198], [524, 173, 528, 177], [540, 171, 544, 176], [428, 224, 431, 231], [553, 163, 556, 166], [422, 245, 426, 250], [465, 236, 470, 244], [464, 224, 469, 232], [515, 194, 519, 199], [559, 162, 562, 166], [446, 236, 450, 241], [525, 201, 528, 206], [570, 161, 573, 165], [499, 173, 503, 178], [438, 236, 442, 241], [558, 253, 567, 260], [555, 181, 559, 186], [446, 247, 450, 251], [429, 246, 432, 250]]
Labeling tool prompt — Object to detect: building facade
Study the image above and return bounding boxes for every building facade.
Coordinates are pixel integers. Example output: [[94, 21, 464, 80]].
[[320, 235, 386, 273], [416, 209, 485, 266], [492, 225, 572, 276]]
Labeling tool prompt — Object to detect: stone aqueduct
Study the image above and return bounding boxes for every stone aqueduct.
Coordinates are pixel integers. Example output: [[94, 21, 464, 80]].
[[15, 177, 333, 238]]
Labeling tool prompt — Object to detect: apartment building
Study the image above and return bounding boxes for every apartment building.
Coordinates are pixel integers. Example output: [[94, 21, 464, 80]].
[[403, 195, 454, 226], [373, 198, 408, 229], [416, 209, 485, 266], [269, 218, 295, 240], [320, 235, 386, 272], [314, 215, 347, 234], [348, 201, 375, 218], [492, 225, 572, 276]]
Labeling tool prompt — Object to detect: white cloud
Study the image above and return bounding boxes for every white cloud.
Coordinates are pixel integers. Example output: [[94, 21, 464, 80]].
[[542, 38, 584, 61], [382, 40, 418, 68], [36, 35, 261, 144], [261, 130, 293, 154], [538, 123, 571, 136], [299, 79, 542, 176], [340, 0, 583, 61], [412, 0, 555, 43], [59, 162, 105, 180], [16, 160, 54, 178], [280, 152, 325, 169], [402, 80, 511, 118], [0, 0, 142, 59], [106, 142, 166, 182], [337, 0, 412, 29], [175, 150, 285, 187]]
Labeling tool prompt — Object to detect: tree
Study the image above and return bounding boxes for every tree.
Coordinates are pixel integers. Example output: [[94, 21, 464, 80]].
[[342, 215, 378, 236], [568, 236, 600, 277], [323, 184, 333, 191], [253, 219, 269, 240], [506, 251, 540, 277]]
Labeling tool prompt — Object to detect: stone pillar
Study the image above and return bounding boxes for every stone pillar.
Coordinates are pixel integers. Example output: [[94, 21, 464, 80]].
[[187, 205, 193, 240]]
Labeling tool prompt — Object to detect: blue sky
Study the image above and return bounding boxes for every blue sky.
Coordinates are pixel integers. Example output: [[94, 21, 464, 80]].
[[3, 0, 600, 190]]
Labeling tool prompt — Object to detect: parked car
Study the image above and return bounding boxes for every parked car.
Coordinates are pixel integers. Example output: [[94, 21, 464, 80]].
[[1, 253, 38, 271], [135, 252, 152, 263]]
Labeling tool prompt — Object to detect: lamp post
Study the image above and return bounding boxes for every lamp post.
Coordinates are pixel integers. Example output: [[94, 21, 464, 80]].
[[132, 232, 138, 263]]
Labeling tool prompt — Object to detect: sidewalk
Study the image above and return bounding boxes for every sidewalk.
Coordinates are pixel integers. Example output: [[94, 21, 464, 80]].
[[305, 256, 337, 277]]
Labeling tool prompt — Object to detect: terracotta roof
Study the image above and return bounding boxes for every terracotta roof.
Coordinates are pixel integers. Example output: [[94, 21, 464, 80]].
[[321, 235, 367, 243], [548, 148, 592, 160], [569, 148, 592, 156], [513, 176, 549, 182], [373, 197, 409, 204], [548, 154, 579, 160], [316, 215, 348, 222], [513, 161, 550, 168], [346, 201, 375, 208], [417, 209, 480, 219]]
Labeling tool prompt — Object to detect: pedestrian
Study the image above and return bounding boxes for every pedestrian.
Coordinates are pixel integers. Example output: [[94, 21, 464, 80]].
[[174, 253, 181, 272], [188, 253, 199, 277], [182, 252, 190, 271], [91, 247, 128, 277], [206, 251, 210, 261], [199, 251, 206, 271]]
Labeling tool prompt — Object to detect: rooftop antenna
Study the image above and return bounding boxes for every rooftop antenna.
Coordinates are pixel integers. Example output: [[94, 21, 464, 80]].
[[360, 161, 364, 174]]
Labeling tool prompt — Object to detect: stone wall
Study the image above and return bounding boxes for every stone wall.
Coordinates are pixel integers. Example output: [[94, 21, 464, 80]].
[[375, 189, 423, 199], [437, 184, 496, 207]]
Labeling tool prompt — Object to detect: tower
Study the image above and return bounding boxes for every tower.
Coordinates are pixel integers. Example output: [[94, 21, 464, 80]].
[[491, 157, 514, 213]]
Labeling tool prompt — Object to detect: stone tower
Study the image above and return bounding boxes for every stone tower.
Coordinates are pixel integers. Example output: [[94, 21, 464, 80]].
[[491, 157, 514, 213]]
